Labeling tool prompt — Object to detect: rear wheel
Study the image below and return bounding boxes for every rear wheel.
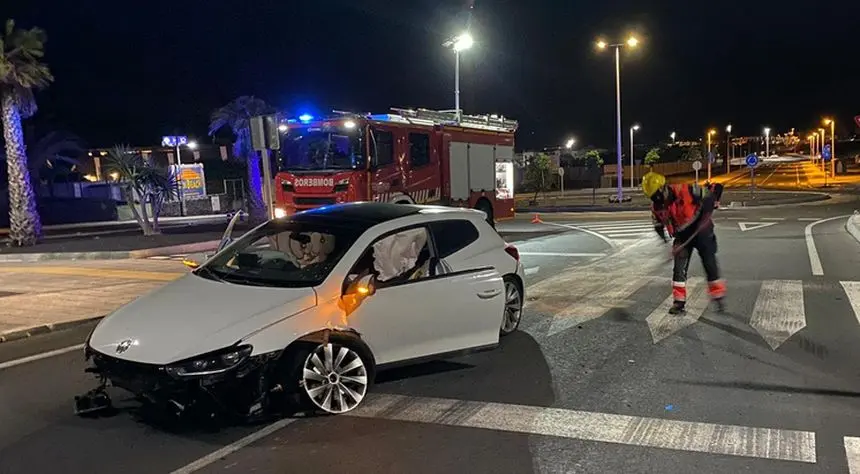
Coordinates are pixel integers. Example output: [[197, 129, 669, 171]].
[[500, 276, 523, 336]]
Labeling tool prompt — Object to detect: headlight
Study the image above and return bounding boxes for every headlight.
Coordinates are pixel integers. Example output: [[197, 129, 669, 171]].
[[274, 207, 288, 218], [165, 345, 253, 378], [281, 180, 294, 192]]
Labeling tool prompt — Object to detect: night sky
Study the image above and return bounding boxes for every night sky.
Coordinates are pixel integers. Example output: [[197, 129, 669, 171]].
[[8, 0, 860, 150]]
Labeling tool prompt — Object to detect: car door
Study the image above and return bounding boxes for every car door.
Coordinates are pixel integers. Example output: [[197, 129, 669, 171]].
[[342, 225, 505, 366]]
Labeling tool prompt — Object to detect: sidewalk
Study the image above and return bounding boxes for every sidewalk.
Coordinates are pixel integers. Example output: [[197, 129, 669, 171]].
[[0, 260, 187, 342], [0, 223, 245, 262]]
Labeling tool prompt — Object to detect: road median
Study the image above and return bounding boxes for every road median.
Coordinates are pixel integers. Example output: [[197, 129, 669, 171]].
[[847, 212, 860, 245]]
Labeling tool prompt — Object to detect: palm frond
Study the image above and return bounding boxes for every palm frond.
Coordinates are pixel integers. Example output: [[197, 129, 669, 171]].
[[0, 19, 54, 95]]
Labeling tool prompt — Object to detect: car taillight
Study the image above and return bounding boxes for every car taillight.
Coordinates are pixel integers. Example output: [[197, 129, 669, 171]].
[[504, 244, 520, 262]]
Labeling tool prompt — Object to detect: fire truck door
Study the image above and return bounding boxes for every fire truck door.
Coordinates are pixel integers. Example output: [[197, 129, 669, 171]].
[[404, 130, 437, 204]]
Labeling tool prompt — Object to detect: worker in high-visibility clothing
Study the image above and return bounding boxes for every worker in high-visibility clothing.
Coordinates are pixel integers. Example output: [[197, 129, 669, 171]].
[[642, 171, 726, 314]]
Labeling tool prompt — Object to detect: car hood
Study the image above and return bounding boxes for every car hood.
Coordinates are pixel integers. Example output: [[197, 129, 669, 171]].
[[87, 273, 317, 365]]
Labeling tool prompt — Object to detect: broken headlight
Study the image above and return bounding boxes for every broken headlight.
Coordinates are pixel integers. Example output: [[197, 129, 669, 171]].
[[165, 345, 253, 378]]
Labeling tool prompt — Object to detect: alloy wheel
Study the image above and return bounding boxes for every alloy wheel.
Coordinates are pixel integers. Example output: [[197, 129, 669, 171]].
[[301, 343, 369, 414], [501, 279, 522, 334]]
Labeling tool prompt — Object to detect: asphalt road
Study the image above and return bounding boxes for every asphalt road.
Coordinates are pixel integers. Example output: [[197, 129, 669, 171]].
[[2, 196, 860, 473], [720, 156, 827, 190]]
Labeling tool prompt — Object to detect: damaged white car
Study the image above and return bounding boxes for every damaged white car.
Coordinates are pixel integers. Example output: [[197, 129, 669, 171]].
[[75, 202, 525, 420]]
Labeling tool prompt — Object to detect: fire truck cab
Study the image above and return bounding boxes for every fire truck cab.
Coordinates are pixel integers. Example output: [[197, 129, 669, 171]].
[[273, 108, 517, 225]]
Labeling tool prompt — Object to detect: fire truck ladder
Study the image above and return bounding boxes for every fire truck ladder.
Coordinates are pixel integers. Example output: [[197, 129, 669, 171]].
[[390, 108, 518, 133]]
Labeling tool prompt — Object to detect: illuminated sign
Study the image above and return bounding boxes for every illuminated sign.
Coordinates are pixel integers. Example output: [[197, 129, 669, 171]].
[[295, 177, 334, 188], [170, 164, 206, 199]]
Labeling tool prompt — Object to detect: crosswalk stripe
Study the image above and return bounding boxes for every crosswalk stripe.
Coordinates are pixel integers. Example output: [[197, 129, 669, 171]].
[[646, 278, 709, 344], [547, 275, 657, 336], [350, 393, 816, 463], [845, 437, 860, 473], [841, 281, 860, 327], [749, 280, 806, 350]]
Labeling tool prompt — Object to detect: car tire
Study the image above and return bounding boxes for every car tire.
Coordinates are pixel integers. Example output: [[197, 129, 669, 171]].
[[282, 335, 375, 416], [500, 275, 523, 336]]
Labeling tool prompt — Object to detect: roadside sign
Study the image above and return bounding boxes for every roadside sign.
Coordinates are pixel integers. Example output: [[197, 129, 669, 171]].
[[745, 154, 759, 168], [692, 160, 702, 171], [822, 144, 832, 161], [708, 151, 715, 163], [558, 167, 565, 176]]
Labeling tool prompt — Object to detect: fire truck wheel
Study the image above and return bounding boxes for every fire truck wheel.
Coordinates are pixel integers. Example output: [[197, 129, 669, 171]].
[[475, 198, 494, 228]]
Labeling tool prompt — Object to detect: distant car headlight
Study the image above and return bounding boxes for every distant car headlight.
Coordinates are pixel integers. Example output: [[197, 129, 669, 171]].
[[164, 345, 253, 378], [274, 207, 288, 219]]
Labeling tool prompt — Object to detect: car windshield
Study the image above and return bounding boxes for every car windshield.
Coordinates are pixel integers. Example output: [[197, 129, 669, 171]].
[[281, 126, 366, 171], [195, 220, 364, 288]]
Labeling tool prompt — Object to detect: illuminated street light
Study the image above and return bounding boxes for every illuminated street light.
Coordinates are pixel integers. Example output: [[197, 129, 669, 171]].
[[187, 141, 198, 150], [726, 124, 733, 172], [670, 131, 676, 143], [630, 124, 640, 189], [707, 129, 717, 181], [565, 138, 576, 149], [594, 33, 642, 203], [444, 32, 475, 122], [823, 118, 835, 177], [764, 127, 771, 159], [818, 127, 825, 173]]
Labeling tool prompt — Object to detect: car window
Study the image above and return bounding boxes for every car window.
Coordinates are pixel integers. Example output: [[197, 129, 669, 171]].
[[198, 220, 363, 288], [347, 226, 433, 288], [428, 219, 479, 258]]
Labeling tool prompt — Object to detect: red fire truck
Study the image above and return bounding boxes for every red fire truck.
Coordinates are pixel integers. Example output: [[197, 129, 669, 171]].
[[272, 108, 518, 225]]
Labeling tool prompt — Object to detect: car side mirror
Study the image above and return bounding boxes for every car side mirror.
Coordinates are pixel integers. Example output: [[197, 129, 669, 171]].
[[340, 274, 376, 316]]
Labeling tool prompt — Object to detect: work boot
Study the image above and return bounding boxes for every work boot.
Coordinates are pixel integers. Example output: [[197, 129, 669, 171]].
[[668, 301, 686, 315], [713, 298, 726, 313]]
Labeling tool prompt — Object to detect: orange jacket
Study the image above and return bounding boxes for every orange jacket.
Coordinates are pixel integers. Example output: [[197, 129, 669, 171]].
[[651, 183, 722, 240]]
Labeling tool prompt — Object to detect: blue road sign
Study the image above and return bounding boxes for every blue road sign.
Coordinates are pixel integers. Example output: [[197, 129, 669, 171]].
[[822, 144, 832, 161], [745, 154, 759, 168], [708, 151, 715, 163]]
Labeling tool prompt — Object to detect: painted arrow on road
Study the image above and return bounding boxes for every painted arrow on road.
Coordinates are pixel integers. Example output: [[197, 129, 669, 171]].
[[646, 278, 709, 343], [738, 222, 778, 232], [749, 280, 806, 350]]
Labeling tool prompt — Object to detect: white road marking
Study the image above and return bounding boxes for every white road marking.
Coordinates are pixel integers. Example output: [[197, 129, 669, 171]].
[[520, 252, 607, 258], [761, 217, 786, 221], [797, 218, 823, 221], [805, 215, 852, 276], [840, 281, 860, 326], [737, 222, 778, 232], [749, 280, 806, 350], [0, 344, 85, 371], [544, 222, 617, 248], [524, 266, 540, 276], [547, 275, 656, 336], [845, 437, 860, 473], [169, 418, 298, 474], [645, 278, 709, 343], [349, 393, 817, 463]]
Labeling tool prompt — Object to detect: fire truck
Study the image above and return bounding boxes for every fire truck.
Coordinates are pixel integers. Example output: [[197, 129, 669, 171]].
[[272, 108, 518, 225]]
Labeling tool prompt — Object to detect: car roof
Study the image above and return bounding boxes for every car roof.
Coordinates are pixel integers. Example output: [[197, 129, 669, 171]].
[[287, 202, 482, 228]]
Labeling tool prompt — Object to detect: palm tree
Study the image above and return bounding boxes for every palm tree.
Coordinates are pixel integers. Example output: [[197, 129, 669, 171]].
[[104, 145, 178, 235], [208, 96, 275, 224], [0, 19, 53, 246]]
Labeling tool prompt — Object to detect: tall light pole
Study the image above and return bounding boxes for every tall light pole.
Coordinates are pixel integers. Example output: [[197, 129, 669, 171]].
[[764, 127, 771, 159], [823, 118, 836, 177], [707, 129, 716, 181], [596, 35, 639, 203], [670, 131, 676, 144], [444, 32, 474, 122], [808, 134, 815, 159], [726, 124, 732, 173], [629, 124, 640, 188], [818, 128, 826, 173]]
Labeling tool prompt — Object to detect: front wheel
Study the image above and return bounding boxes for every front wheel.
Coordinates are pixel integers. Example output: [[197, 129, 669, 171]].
[[500, 276, 523, 336], [297, 342, 371, 415]]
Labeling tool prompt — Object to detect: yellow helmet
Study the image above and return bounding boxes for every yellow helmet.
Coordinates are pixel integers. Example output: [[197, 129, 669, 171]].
[[641, 171, 666, 198]]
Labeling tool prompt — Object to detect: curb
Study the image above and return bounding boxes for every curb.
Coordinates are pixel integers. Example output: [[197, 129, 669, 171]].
[[0, 239, 221, 262], [0, 316, 105, 344], [516, 193, 830, 213], [847, 212, 860, 245]]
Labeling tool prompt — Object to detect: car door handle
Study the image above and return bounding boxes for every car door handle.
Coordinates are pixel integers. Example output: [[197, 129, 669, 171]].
[[477, 289, 502, 299]]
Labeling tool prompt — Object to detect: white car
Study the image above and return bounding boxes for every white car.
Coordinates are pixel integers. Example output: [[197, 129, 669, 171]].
[[75, 202, 526, 420]]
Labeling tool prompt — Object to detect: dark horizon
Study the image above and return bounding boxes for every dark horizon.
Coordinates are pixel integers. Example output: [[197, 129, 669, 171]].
[[7, 0, 860, 151]]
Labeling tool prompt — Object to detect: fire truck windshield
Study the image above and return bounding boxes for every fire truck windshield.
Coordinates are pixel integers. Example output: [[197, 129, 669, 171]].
[[281, 128, 365, 171]]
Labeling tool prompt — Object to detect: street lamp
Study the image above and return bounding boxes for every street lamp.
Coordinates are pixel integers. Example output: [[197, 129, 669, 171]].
[[187, 141, 198, 150], [629, 124, 640, 189], [596, 34, 640, 203], [670, 131, 676, 144], [764, 127, 771, 159], [823, 118, 835, 177], [707, 129, 717, 181], [726, 124, 732, 173], [161, 135, 197, 217], [808, 134, 815, 159], [818, 128, 826, 173], [565, 138, 576, 149], [444, 32, 474, 122]]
